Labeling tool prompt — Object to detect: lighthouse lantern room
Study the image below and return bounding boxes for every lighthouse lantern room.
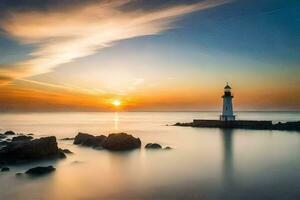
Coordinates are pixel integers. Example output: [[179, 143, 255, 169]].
[[220, 83, 235, 121]]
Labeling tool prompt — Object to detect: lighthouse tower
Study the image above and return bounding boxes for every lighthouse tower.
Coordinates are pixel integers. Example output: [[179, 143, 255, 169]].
[[220, 83, 235, 121]]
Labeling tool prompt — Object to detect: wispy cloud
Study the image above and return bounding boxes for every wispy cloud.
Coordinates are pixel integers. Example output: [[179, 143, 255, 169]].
[[0, 0, 230, 84]]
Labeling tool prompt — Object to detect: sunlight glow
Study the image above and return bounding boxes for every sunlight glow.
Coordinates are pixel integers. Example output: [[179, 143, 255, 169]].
[[112, 100, 121, 107]]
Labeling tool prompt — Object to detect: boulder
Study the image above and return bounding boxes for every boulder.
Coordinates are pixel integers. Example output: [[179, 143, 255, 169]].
[[74, 133, 107, 147], [0, 136, 65, 163], [145, 143, 162, 149], [1, 167, 9, 172], [12, 135, 33, 142], [4, 131, 15, 135], [102, 133, 141, 151], [25, 166, 55, 176]]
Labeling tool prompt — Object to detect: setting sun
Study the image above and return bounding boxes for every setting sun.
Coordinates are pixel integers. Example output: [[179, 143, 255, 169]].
[[112, 100, 122, 107]]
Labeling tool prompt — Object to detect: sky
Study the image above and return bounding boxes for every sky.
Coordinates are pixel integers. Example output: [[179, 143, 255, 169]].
[[0, 0, 299, 112]]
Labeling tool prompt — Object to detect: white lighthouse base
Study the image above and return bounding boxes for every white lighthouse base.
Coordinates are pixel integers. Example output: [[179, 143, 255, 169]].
[[220, 115, 235, 121]]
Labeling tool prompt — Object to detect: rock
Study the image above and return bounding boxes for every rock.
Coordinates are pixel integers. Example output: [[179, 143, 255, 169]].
[[71, 161, 83, 165], [27, 133, 34, 136], [60, 137, 74, 141], [0, 141, 10, 146], [25, 166, 55, 176], [57, 149, 67, 159], [60, 148, 73, 154], [4, 131, 15, 135], [93, 146, 104, 150], [102, 133, 141, 151], [0, 136, 64, 163], [0, 134, 6, 139], [164, 146, 172, 150], [1, 167, 9, 172], [174, 122, 193, 127], [12, 135, 33, 142], [145, 143, 162, 149], [74, 133, 107, 147], [16, 172, 23, 176]]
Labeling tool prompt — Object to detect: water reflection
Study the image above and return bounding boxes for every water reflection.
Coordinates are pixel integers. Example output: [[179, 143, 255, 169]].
[[221, 128, 234, 187], [114, 112, 119, 131]]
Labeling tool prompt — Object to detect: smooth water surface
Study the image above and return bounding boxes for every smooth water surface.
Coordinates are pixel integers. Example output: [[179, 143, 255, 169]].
[[0, 112, 299, 200]]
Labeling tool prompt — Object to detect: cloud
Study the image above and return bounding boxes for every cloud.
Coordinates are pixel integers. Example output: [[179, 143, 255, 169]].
[[0, 0, 230, 82], [0, 63, 32, 84]]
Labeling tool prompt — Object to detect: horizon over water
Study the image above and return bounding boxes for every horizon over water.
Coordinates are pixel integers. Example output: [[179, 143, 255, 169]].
[[0, 111, 300, 200]]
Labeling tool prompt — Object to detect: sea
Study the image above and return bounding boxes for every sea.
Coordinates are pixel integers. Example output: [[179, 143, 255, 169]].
[[0, 111, 299, 200]]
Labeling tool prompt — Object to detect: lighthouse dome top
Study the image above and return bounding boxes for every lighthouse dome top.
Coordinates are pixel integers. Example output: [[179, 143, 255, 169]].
[[224, 84, 231, 89]]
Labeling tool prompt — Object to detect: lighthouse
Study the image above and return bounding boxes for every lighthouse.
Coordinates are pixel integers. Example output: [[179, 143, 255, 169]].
[[220, 83, 235, 121]]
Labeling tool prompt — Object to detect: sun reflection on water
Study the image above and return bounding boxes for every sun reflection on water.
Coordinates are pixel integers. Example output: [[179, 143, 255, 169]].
[[114, 112, 119, 131]]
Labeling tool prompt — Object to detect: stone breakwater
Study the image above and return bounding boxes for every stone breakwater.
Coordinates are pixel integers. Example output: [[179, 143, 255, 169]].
[[174, 120, 300, 131]]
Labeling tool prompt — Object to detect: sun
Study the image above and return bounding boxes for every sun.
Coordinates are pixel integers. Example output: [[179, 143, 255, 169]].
[[112, 100, 122, 107]]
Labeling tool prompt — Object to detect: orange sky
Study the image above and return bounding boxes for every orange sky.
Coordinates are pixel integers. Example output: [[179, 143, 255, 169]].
[[1, 79, 299, 112], [0, 0, 299, 112]]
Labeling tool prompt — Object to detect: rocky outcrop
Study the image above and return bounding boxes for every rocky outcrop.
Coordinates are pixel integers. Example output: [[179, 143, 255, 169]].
[[0, 136, 65, 164], [4, 131, 15, 135], [175, 120, 300, 131], [12, 135, 33, 142], [74, 133, 107, 147], [102, 133, 141, 151], [74, 132, 141, 151], [1, 167, 9, 172], [272, 121, 300, 131], [26, 166, 55, 176], [145, 143, 162, 149]]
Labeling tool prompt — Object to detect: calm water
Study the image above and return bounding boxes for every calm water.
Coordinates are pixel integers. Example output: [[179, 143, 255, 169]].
[[0, 112, 299, 200]]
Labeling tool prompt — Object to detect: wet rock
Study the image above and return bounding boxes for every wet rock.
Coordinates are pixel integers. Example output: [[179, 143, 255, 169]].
[[60, 148, 73, 154], [0, 134, 6, 139], [60, 137, 74, 141], [71, 161, 83, 165], [25, 166, 55, 176], [0, 141, 10, 146], [58, 149, 67, 159], [174, 122, 193, 127], [74, 133, 107, 147], [102, 133, 141, 151], [0, 136, 64, 163], [12, 135, 33, 142], [16, 172, 23, 177], [4, 131, 15, 135], [145, 143, 162, 149], [93, 146, 104, 150], [1, 167, 9, 172]]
